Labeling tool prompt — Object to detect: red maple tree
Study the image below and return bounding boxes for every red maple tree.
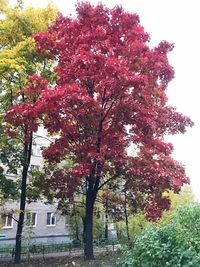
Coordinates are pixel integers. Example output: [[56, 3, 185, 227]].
[[7, 2, 193, 259]]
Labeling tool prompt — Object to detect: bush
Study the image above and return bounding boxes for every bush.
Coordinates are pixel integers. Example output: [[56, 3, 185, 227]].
[[118, 204, 200, 267]]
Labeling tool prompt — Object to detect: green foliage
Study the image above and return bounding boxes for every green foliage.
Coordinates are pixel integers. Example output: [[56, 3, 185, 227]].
[[165, 185, 195, 209], [118, 204, 200, 267], [0, 129, 23, 173], [158, 185, 195, 227], [26, 168, 45, 202], [116, 213, 151, 242], [93, 214, 104, 240], [0, 2, 57, 48], [0, 166, 18, 200], [0, 1, 57, 110]]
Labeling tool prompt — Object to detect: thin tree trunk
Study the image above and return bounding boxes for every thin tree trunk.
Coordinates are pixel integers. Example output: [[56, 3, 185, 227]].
[[116, 222, 119, 239], [74, 210, 80, 241], [15, 135, 32, 264], [104, 201, 108, 241], [15, 165, 28, 263], [124, 190, 130, 243]]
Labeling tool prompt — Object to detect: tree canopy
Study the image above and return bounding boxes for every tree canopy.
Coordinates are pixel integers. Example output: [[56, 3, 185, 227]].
[[30, 2, 192, 214]]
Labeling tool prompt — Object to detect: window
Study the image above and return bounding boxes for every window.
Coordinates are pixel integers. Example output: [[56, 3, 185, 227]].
[[2, 213, 13, 229], [47, 212, 56, 226], [32, 144, 42, 156], [26, 212, 37, 227]]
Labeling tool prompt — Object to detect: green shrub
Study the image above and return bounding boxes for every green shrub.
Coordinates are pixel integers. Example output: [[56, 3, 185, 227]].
[[118, 204, 200, 267]]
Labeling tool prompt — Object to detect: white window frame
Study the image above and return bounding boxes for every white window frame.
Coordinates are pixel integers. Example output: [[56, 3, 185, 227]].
[[26, 212, 37, 227], [2, 213, 13, 229], [46, 212, 56, 226]]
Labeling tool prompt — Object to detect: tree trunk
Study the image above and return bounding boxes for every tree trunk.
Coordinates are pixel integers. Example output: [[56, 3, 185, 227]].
[[124, 190, 130, 243], [84, 191, 95, 260], [14, 166, 28, 264], [74, 212, 80, 241], [15, 135, 32, 264], [125, 207, 130, 242], [116, 222, 119, 239], [105, 216, 108, 240], [104, 202, 108, 241]]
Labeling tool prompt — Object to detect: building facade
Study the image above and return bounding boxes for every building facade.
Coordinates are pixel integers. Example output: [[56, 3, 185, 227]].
[[0, 201, 71, 245]]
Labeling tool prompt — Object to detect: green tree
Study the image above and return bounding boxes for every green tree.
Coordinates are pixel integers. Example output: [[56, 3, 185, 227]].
[[0, 1, 57, 263]]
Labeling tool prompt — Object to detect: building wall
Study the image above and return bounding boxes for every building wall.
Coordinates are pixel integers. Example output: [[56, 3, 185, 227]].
[[0, 201, 71, 245]]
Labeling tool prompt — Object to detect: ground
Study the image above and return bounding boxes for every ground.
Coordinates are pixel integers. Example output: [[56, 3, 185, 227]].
[[0, 253, 119, 267]]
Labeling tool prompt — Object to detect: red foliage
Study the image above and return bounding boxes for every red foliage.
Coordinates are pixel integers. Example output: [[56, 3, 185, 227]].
[[4, 75, 48, 139], [8, 3, 193, 219], [144, 197, 171, 221]]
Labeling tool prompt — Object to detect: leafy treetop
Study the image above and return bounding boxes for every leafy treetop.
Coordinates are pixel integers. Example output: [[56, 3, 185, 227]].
[[5, 2, 193, 220]]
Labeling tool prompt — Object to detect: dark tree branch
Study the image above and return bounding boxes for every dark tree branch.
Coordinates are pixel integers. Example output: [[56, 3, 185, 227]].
[[98, 173, 119, 191]]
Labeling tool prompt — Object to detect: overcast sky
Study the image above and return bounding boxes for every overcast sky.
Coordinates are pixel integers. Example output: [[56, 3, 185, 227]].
[[10, 0, 200, 199]]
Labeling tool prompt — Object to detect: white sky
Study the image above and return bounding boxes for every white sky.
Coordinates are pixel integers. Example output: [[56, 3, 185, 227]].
[[10, 0, 200, 200]]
